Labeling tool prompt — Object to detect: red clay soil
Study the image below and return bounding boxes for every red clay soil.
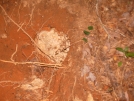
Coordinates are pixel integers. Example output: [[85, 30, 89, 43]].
[[0, 0, 134, 101]]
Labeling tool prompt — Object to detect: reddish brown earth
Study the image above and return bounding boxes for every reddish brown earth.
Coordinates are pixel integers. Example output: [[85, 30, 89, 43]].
[[0, 0, 134, 101]]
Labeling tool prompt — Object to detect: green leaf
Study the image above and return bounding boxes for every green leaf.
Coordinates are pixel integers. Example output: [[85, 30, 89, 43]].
[[82, 38, 88, 43], [118, 61, 122, 67], [84, 30, 90, 35], [88, 26, 93, 30], [116, 47, 125, 53], [125, 52, 134, 58]]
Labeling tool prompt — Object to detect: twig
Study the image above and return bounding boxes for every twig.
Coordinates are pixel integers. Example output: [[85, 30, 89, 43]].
[[96, 0, 110, 41], [0, 4, 54, 61], [0, 59, 63, 68], [11, 44, 18, 61]]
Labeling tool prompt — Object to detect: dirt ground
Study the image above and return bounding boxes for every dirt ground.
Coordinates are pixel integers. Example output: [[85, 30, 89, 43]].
[[0, 0, 134, 101]]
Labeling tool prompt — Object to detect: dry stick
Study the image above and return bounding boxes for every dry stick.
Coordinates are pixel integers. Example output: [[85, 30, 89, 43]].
[[96, 0, 110, 41], [0, 59, 63, 68], [0, 4, 55, 63]]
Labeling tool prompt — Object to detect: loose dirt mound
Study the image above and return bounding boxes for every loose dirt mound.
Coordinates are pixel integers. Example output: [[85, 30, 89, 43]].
[[35, 28, 70, 63]]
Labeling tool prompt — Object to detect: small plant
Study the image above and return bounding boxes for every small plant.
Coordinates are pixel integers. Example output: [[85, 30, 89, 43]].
[[116, 47, 134, 67], [83, 30, 90, 35], [116, 47, 134, 58], [88, 26, 93, 30], [82, 38, 88, 43], [82, 26, 93, 43], [118, 61, 122, 67]]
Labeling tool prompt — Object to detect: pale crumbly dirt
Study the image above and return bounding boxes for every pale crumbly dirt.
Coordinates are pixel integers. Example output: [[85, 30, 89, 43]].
[[0, 0, 134, 101]]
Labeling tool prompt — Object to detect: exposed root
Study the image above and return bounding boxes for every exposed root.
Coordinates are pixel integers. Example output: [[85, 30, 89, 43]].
[[0, 59, 63, 68], [0, 80, 22, 87], [11, 44, 18, 61]]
